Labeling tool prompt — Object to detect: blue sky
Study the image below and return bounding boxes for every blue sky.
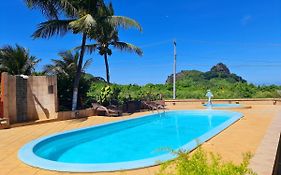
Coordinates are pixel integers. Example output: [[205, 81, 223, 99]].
[[1, 0, 281, 85]]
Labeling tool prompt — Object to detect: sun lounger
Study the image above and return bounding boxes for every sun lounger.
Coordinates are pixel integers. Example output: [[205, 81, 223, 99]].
[[142, 101, 166, 110], [92, 103, 122, 117], [0, 118, 10, 129]]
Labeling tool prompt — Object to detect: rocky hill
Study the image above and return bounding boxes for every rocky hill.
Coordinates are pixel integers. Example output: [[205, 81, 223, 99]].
[[166, 63, 246, 84]]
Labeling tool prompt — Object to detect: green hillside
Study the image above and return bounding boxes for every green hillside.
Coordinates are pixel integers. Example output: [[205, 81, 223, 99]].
[[84, 63, 281, 107], [58, 63, 281, 110], [166, 63, 246, 84], [163, 63, 280, 99]]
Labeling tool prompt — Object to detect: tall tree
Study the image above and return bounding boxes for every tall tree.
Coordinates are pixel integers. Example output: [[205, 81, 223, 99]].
[[25, 0, 100, 111], [83, 3, 143, 84], [25, 0, 141, 110], [0, 44, 40, 75]]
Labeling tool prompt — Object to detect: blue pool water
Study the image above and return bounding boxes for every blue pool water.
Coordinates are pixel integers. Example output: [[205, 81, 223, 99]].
[[203, 103, 242, 108], [19, 110, 242, 172]]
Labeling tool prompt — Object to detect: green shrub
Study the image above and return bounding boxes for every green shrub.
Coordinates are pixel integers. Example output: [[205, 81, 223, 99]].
[[157, 147, 256, 175], [57, 74, 92, 111], [87, 83, 163, 105], [85, 77, 281, 107]]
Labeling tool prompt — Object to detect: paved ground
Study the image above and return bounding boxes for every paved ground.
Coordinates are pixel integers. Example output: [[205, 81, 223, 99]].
[[0, 104, 280, 175]]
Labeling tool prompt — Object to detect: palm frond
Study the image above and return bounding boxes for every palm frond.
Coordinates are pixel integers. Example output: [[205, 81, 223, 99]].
[[22, 56, 41, 75], [43, 50, 91, 76], [69, 14, 97, 33], [32, 19, 74, 38], [51, 59, 65, 67], [82, 58, 93, 71], [76, 44, 99, 54], [113, 42, 143, 56], [0, 44, 40, 75], [24, 0, 61, 19], [108, 16, 142, 31], [58, 50, 75, 61], [59, 0, 78, 17], [43, 64, 66, 75]]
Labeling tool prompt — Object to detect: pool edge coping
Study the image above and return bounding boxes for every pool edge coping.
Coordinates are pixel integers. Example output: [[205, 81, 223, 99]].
[[202, 104, 252, 109], [249, 109, 281, 175]]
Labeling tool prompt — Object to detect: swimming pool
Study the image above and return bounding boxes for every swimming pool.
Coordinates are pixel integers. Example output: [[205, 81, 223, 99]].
[[18, 110, 243, 172]]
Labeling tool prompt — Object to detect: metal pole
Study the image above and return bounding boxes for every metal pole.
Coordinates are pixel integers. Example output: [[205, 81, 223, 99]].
[[173, 40, 177, 100]]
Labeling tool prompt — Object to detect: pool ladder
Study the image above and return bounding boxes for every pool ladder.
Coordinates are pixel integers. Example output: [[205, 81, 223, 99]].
[[153, 108, 166, 117]]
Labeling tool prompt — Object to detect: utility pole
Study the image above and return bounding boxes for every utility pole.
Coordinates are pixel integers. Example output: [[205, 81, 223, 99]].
[[173, 40, 177, 100]]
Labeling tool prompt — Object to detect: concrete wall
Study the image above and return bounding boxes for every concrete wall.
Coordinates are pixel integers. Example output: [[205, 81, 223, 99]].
[[57, 108, 94, 121], [1, 73, 58, 124], [2, 73, 17, 123], [26, 75, 58, 121]]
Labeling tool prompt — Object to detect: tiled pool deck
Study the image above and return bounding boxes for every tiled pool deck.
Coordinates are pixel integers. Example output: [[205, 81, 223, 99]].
[[0, 104, 280, 175], [249, 108, 281, 175]]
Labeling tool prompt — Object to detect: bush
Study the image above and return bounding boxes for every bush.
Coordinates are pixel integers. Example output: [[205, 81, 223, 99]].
[[87, 83, 164, 106], [157, 147, 256, 175], [86, 81, 281, 103], [57, 74, 92, 111]]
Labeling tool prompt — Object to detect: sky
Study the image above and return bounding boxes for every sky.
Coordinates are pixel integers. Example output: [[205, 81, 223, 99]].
[[1, 0, 281, 85]]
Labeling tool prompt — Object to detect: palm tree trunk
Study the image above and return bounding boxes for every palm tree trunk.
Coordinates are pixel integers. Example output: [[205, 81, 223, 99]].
[[104, 53, 110, 84], [72, 33, 87, 111]]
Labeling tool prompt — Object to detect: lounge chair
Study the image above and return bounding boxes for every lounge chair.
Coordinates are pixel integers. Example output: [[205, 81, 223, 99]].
[[153, 100, 166, 109], [0, 118, 10, 129], [142, 101, 166, 111], [92, 103, 122, 117]]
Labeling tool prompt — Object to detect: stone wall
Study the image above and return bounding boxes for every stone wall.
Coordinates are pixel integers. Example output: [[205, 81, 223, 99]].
[[1, 73, 58, 124]]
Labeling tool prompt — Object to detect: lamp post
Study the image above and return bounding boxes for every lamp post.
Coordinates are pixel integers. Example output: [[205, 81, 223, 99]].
[[173, 40, 177, 100]]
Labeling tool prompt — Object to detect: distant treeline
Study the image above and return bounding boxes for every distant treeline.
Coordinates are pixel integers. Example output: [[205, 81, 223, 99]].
[[79, 63, 281, 110]]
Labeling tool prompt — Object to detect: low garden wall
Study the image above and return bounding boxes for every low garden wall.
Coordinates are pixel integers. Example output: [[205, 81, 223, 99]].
[[165, 98, 281, 106], [57, 108, 95, 121]]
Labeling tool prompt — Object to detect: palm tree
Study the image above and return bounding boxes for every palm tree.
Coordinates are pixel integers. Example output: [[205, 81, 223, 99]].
[[25, 0, 142, 110], [83, 3, 143, 84], [43, 50, 92, 77], [24, 0, 69, 19], [43, 51, 92, 110], [0, 44, 40, 75], [25, 0, 100, 111]]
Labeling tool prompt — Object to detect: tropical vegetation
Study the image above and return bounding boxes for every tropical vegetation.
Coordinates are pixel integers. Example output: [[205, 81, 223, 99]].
[[82, 2, 143, 84], [86, 63, 281, 107], [0, 44, 280, 110], [0, 1, 279, 112], [24, 0, 142, 110], [0, 44, 40, 75], [157, 147, 256, 175], [43, 51, 93, 110]]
